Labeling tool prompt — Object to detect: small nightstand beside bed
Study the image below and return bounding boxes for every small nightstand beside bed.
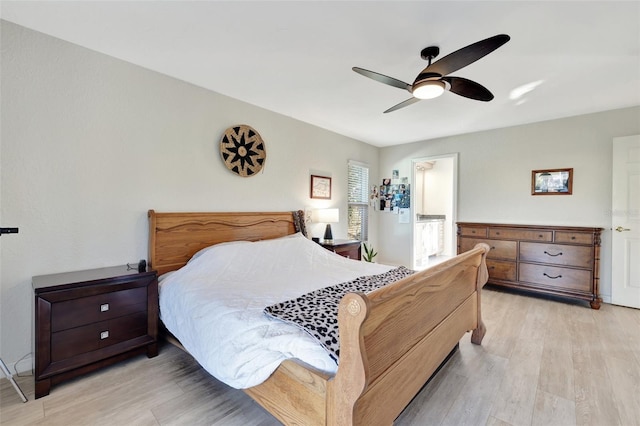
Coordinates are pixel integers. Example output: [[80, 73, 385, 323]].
[[148, 210, 490, 425]]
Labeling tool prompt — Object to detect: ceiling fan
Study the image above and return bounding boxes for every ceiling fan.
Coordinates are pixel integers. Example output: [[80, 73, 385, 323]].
[[353, 34, 510, 113]]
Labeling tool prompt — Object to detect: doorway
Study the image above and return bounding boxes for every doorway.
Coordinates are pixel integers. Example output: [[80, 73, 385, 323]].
[[412, 154, 458, 270]]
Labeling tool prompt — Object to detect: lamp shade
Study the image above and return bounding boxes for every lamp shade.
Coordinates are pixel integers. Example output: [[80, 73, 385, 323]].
[[412, 80, 445, 99], [312, 208, 339, 223]]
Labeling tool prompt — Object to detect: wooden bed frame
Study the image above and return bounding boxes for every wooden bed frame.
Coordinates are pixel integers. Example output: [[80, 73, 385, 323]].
[[148, 210, 490, 425]]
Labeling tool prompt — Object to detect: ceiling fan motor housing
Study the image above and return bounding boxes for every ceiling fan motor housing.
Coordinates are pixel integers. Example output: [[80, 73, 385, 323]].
[[420, 46, 440, 61]]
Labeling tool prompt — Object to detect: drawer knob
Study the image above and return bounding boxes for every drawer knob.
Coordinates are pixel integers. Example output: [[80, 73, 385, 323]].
[[100, 331, 109, 340], [543, 273, 563, 279], [100, 303, 109, 312], [544, 250, 563, 257]]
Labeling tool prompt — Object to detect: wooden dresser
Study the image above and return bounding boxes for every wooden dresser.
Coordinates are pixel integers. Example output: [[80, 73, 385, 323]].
[[320, 239, 362, 260], [457, 223, 603, 309], [33, 265, 158, 398]]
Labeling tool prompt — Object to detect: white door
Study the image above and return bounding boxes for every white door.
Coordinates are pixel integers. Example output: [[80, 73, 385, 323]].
[[611, 135, 640, 308]]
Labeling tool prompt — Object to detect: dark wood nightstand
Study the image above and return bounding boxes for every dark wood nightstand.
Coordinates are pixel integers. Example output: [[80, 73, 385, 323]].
[[32, 265, 158, 398], [321, 239, 362, 260]]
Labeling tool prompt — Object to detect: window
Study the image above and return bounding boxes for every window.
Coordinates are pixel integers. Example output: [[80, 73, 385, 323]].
[[347, 160, 369, 241]]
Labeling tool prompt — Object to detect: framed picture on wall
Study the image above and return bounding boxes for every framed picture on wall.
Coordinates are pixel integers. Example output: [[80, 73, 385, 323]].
[[531, 168, 573, 195], [310, 175, 332, 199]]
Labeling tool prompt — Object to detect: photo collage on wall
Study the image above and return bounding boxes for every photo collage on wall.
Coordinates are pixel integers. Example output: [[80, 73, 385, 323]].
[[370, 169, 410, 214]]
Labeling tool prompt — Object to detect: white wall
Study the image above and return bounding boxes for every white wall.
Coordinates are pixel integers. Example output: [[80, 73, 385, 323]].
[[423, 159, 453, 217], [0, 21, 379, 368], [379, 106, 640, 304]]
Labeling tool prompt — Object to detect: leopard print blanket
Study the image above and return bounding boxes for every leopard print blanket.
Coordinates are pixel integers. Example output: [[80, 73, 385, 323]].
[[263, 266, 415, 363]]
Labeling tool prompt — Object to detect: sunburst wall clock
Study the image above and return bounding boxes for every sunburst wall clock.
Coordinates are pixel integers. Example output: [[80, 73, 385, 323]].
[[219, 124, 266, 177]]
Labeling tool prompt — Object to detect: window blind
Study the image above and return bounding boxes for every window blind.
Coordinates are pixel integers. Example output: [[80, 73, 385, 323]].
[[347, 161, 369, 241]]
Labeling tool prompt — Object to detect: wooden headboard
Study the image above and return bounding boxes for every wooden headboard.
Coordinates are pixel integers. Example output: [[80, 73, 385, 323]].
[[148, 210, 304, 275]]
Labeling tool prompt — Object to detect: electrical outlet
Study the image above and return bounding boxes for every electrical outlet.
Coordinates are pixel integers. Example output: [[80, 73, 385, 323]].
[[304, 206, 313, 224]]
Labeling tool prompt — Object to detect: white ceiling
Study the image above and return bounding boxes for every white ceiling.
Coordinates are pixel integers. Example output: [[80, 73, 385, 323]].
[[2, 1, 639, 147]]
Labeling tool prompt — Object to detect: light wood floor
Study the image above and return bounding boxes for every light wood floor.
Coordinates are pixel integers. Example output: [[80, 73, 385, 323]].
[[2, 287, 639, 425]]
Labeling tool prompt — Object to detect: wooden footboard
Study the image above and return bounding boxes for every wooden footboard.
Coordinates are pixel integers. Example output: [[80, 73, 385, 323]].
[[247, 244, 490, 426], [244, 359, 331, 425]]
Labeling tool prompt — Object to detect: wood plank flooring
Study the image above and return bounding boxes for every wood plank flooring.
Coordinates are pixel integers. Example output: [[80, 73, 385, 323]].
[[2, 287, 639, 425]]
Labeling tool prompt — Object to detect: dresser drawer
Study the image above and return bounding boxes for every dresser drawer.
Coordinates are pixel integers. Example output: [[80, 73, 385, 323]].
[[460, 238, 517, 261], [486, 259, 516, 281], [555, 231, 594, 245], [520, 242, 592, 268], [52, 287, 147, 332], [519, 263, 592, 292], [459, 226, 487, 237], [51, 311, 148, 361], [489, 228, 553, 242]]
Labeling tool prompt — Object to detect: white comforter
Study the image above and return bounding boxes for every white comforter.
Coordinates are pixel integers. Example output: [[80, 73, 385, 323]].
[[159, 233, 393, 389]]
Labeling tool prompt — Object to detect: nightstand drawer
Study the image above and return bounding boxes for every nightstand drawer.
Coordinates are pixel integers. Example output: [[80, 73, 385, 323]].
[[334, 245, 361, 259], [51, 311, 148, 362], [321, 240, 362, 260], [52, 286, 147, 332]]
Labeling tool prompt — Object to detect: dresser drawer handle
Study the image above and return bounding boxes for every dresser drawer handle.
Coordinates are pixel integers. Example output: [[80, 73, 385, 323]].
[[100, 331, 109, 340], [538, 234, 544, 238], [100, 303, 109, 312], [544, 250, 563, 257], [543, 273, 562, 279]]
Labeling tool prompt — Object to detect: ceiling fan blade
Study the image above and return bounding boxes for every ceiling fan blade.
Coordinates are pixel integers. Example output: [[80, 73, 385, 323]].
[[383, 97, 421, 113], [352, 67, 412, 91], [422, 34, 510, 77], [442, 76, 494, 101]]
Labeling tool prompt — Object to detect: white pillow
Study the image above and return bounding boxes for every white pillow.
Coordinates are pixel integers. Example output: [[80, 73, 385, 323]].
[[188, 240, 252, 263], [187, 233, 305, 264]]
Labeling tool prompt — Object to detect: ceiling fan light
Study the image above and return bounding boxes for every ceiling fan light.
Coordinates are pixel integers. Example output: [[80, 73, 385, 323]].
[[412, 80, 445, 99]]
